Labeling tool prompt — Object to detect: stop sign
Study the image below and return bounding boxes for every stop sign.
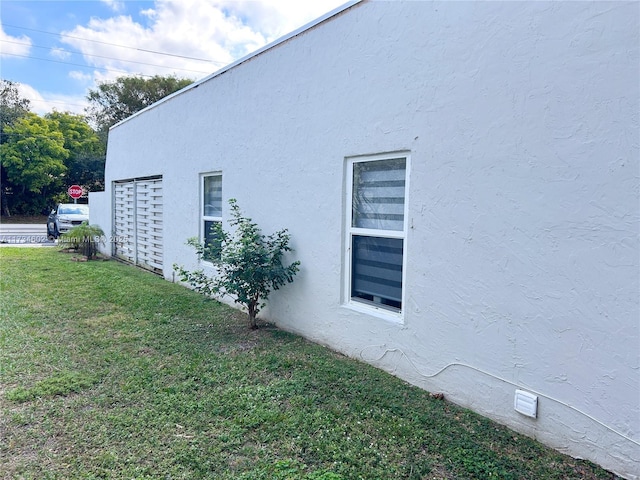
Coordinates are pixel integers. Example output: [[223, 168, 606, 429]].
[[68, 185, 83, 199]]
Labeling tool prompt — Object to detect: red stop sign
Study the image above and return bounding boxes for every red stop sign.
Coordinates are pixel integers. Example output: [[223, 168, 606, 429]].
[[68, 185, 83, 199]]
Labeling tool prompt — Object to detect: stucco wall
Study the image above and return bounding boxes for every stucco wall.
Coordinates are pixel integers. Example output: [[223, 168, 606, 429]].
[[95, 1, 640, 477], [88, 191, 110, 249]]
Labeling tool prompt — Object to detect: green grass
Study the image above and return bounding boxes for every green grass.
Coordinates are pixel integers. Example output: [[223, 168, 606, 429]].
[[0, 248, 619, 479]]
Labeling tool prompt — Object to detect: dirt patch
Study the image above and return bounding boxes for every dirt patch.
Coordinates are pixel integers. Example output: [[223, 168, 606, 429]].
[[1, 215, 48, 225]]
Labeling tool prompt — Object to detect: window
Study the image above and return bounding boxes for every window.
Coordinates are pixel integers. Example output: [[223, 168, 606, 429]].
[[202, 174, 222, 261], [346, 155, 408, 315]]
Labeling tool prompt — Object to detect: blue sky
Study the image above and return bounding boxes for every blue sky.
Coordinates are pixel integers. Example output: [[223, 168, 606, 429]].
[[1, 0, 347, 116]]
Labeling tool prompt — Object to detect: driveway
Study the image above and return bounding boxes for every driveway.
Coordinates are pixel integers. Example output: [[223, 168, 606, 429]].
[[0, 223, 55, 246]]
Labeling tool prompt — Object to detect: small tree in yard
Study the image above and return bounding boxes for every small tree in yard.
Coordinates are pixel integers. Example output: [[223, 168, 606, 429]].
[[174, 199, 300, 329]]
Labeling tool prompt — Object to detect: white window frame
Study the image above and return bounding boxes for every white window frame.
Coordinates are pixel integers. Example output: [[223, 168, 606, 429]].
[[344, 152, 410, 322], [200, 172, 222, 264]]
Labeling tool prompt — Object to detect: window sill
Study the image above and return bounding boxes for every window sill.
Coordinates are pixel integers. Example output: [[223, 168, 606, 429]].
[[343, 299, 404, 324]]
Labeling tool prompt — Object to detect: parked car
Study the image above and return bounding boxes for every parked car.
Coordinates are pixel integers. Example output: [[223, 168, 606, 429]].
[[47, 203, 89, 239]]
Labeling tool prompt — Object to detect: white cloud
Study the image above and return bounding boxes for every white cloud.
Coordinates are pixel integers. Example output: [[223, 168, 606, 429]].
[[17, 82, 89, 116], [0, 25, 32, 57], [101, 0, 126, 13], [50, 47, 72, 60], [69, 70, 93, 83], [221, 0, 350, 41], [59, 0, 350, 83]]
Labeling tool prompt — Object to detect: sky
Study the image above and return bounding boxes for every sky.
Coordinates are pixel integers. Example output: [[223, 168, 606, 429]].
[[0, 0, 349, 116]]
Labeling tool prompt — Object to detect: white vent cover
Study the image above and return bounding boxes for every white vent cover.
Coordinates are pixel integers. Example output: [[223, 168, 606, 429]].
[[514, 389, 538, 418]]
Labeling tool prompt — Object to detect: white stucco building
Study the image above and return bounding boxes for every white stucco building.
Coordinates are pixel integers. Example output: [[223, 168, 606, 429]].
[[90, 1, 640, 477]]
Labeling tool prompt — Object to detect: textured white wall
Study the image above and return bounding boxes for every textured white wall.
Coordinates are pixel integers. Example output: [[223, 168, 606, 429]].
[[96, 1, 639, 477], [87, 191, 111, 251]]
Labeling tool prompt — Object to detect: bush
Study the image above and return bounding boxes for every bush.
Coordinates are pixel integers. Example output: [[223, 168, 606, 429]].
[[59, 222, 104, 259], [174, 199, 300, 329]]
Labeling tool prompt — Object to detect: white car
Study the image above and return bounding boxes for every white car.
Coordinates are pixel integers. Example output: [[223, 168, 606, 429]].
[[47, 203, 89, 239]]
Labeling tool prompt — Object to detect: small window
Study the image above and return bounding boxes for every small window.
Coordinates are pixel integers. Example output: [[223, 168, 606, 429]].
[[202, 174, 222, 261], [346, 155, 408, 314]]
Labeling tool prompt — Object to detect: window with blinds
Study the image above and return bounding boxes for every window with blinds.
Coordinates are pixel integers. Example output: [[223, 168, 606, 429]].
[[202, 174, 222, 262], [347, 155, 408, 314]]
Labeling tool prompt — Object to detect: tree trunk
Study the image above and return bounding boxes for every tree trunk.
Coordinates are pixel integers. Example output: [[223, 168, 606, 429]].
[[1, 187, 11, 217], [248, 302, 258, 329]]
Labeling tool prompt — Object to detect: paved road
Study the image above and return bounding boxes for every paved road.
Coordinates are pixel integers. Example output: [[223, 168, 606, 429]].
[[0, 223, 55, 246]]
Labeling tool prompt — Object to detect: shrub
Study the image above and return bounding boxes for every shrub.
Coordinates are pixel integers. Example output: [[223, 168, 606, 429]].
[[59, 222, 104, 259], [174, 199, 300, 329]]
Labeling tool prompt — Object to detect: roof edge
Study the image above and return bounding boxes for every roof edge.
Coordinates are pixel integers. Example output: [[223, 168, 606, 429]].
[[110, 0, 362, 130]]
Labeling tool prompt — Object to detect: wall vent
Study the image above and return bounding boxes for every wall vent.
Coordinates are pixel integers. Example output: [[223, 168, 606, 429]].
[[514, 389, 538, 418]]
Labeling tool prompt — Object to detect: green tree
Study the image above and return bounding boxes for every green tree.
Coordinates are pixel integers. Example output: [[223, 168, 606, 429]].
[[85, 75, 193, 141], [174, 199, 300, 329], [0, 79, 31, 144], [0, 113, 68, 215], [46, 111, 106, 192], [1, 80, 32, 215]]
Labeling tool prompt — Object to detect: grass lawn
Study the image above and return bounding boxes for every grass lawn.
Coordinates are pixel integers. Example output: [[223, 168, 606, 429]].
[[0, 248, 618, 479]]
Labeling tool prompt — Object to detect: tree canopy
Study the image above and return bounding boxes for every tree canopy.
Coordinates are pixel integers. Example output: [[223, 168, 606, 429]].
[[1, 80, 33, 214], [0, 79, 31, 144], [0, 113, 68, 214], [0, 75, 189, 216], [86, 75, 193, 137], [46, 111, 106, 192]]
